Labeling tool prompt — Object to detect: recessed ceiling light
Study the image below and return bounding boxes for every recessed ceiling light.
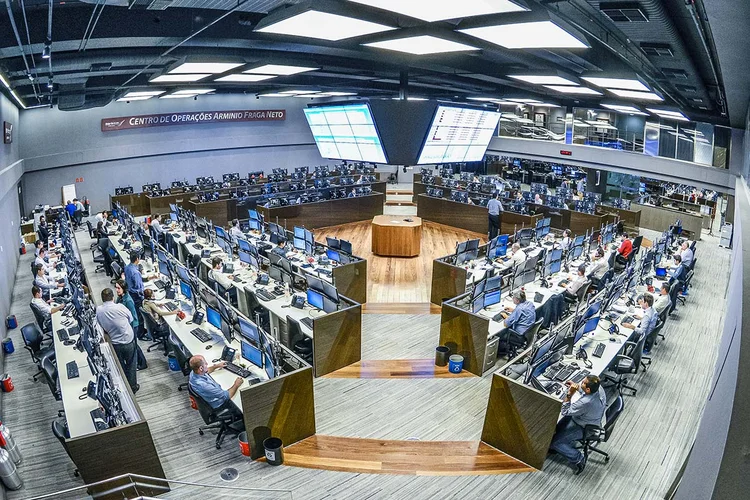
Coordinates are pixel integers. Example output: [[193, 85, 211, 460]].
[[322, 91, 357, 96], [600, 103, 648, 115], [532, 103, 561, 108], [258, 93, 293, 97], [460, 21, 588, 49], [117, 96, 153, 101], [256, 10, 394, 41], [607, 89, 663, 101], [544, 85, 602, 95], [214, 74, 277, 82], [363, 35, 479, 55], [468, 97, 501, 102], [347, 0, 526, 22], [647, 108, 690, 121], [509, 75, 578, 86], [581, 77, 649, 91], [506, 98, 542, 103], [159, 94, 196, 99], [279, 90, 319, 94], [169, 63, 243, 74], [124, 90, 165, 97], [391, 96, 427, 101], [150, 74, 210, 83], [244, 64, 318, 75], [173, 89, 215, 95]]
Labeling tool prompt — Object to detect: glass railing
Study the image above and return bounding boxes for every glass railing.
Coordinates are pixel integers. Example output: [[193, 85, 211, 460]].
[[24, 473, 294, 500]]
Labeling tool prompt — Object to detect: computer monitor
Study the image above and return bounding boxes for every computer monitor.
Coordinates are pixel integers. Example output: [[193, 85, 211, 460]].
[[179, 280, 192, 300], [483, 289, 501, 308], [655, 267, 667, 278], [574, 315, 600, 345], [326, 249, 341, 263], [471, 295, 484, 314], [169, 203, 178, 212], [281, 270, 294, 288], [175, 264, 191, 284], [237, 239, 251, 252], [241, 341, 263, 368], [206, 307, 221, 329], [570, 244, 584, 260], [326, 237, 340, 249], [485, 275, 502, 292], [294, 237, 306, 251], [268, 265, 283, 283], [220, 317, 233, 343], [294, 226, 305, 239], [238, 317, 259, 345], [248, 219, 261, 232], [307, 289, 324, 310], [264, 352, 275, 379], [279, 257, 292, 274], [306, 275, 325, 294], [471, 279, 486, 300], [529, 334, 555, 366], [322, 281, 339, 303], [215, 226, 227, 240], [196, 225, 208, 240], [582, 301, 601, 320], [238, 249, 252, 265], [322, 295, 338, 313], [340, 240, 353, 255], [249, 209, 259, 221], [304, 230, 314, 245], [158, 260, 170, 279], [170, 212, 178, 222]]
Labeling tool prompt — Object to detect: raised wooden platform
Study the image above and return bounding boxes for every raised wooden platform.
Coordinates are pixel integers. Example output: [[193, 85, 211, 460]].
[[384, 200, 417, 207], [323, 359, 475, 379], [362, 302, 441, 314], [386, 189, 414, 195], [276, 436, 535, 475]]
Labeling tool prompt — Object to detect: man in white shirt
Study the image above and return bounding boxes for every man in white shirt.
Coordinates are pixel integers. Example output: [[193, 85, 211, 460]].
[[508, 243, 527, 267], [34, 264, 64, 294], [563, 264, 588, 299], [653, 283, 671, 315], [229, 219, 244, 240], [34, 247, 52, 274], [150, 214, 163, 235], [31, 285, 63, 327], [679, 242, 694, 268]]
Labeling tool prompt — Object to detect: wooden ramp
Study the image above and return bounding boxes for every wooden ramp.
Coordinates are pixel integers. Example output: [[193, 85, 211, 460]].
[[362, 302, 441, 314], [324, 359, 475, 379], [277, 436, 535, 475]]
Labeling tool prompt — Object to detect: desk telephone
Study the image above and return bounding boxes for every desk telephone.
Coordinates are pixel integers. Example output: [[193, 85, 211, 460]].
[[219, 346, 236, 363], [290, 295, 305, 309]]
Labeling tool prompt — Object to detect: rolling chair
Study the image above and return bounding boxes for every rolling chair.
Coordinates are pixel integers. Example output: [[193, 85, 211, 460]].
[[676, 270, 695, 306], [576, 394, 625, 465], [139, 308, 170, 354], [85, 221, 98, 249], [93, 238, 109, 273], [187, 384, 243, 449], [187, 253, 202, 276], [168, 333, 191, 391], [29, 301, 53, 335], [607, 334, 647, 396], [668, 281, 681, 317], [688, 256, 697, 272], [246, 290, 270, 332], [51, 418, 79, 476], [643, 311, 669, 366], [564, 282, 591, 315], [287, 315, 312, 364], [501, 317, 544, 359], [42, 357, 61, 400], [111, 261, 123, 280], [654, 306, 669, 345], [21, 323, 56, 381], [215, 282, 237, 308]]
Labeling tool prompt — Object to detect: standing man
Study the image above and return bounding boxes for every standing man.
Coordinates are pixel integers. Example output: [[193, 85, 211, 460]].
[[96, 288, 139, 393], [487, 192, 503, 239], [124, 251, 153, 339], [549, 375, 606, 474]]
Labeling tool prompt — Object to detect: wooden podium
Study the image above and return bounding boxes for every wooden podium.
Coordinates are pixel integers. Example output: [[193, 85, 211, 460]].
[[371, 216, 422, 257]]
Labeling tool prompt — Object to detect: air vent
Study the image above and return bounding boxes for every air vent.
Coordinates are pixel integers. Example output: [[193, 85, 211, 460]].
[[675, 84, 697, 93], [641, 43, 673, 57], [90, 62, 112, 72], [662, 68, 689, 79], [601, 2, 649, 22]]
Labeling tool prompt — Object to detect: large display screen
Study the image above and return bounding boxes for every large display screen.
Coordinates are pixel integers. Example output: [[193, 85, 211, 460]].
[[417, 106, 501, 164], [304, 103, 388, 163]]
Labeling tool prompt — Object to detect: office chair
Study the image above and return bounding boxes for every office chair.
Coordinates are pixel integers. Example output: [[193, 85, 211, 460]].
[[631, 235, 643, 255], [21, 323, 56, 381], [607, 334, 647, 396], [668, 281, 681, 317], [689, 256, 697, 272], [502, 317, 544, 359], [287, 315, 312, 363], [111, 261, 123, 280], [215, 282, 237, 308], [187, 254, 202, 276], [187, 384, 243, 449], [676, 270, 695, 306], [564, 282, 591, 315], [92, 239, 108, 273], [654, 306, 669, 345], [85, 221, 98, 249], [29, 301, 53, 335], [167, 333, 190, 391], [42, 357, 61, 400], [139, 308, 170, 354], [246, 290, 270, 332], [577, 394, 625, 465], [206, 272, 218, 293], [643, 313, 668, 367], [31, 260, 37, 278], [51, 418, 79, 476]]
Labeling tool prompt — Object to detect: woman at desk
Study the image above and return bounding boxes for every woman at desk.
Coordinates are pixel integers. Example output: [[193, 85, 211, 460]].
[[559, 229, 572, 253]]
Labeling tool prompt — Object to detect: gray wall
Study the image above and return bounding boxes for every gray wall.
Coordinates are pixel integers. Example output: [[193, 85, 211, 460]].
[[19, 94, 328, 211]]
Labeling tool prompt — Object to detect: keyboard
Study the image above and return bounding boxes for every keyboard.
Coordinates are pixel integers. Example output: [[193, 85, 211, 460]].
[[233, 276, 243, 283], [192, 243, 204, 250], [318, 269, 332, 277], [621, 315, 634, 325], [57, 329, 69, 342], [593, 343, 606, 358], [544, 381, 562, 394], [224, 362, 251, 378], [300, 317, 314, 330], [190, 327, 212, 342], [66, 361, 79, 379], [492, 311, 508, 322], [68, 325, 80, 336], [558, 279, 570, 287], [163, 302, 178, 312], [256, 289, 276, 302], [543, 363, 563, 380], [153, 280, 167, 290], [555, 365, 577, 382], [271, 288, 285, 297], [570, 369, 590, 384]]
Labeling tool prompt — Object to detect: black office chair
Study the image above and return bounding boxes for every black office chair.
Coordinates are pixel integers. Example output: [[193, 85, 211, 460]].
[[668, 281, 681, 317], [21, 323, 56, 381], [215, 282, 237, 308], [187, 253, 202, 276], [168, 333, 190, 391], [206, 272, 218, 293], [631, 235, 643, 255], [85, 221, 98, 249], [29, 301, 52, 334], [676, 270, 694, 306], [287, 315, 312, 363], [577, 394, 625, 464], [30, 260, 37, 278], [654, 306, 669, 345], [502, 317, 544, 359], [187, 384, 243, 449], [111, 261, 123, 280], [51, 418, 79, 476], [139, 307, 170, 354], [643, 312, 669, 366], [246, 290, 270, 332], [607, 333, 647, 396], [564, 282, 591, 314], [42, 357, 61, 400], [93, 238, 109, 274]]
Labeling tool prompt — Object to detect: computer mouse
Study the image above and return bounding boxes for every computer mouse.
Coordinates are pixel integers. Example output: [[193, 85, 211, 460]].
[[205, 344, 212, 349], [610, 337, 617, 342]]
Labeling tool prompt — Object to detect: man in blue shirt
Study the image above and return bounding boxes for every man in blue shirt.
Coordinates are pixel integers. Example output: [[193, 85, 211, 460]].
[[188, 355, 244, 412], [669, 254, 688, 288], [550, 375, 607, 474], [487, 192, 504, 239], [124, 251, 150, 339], [622, 293, 658, 353], [503, 290, 537, 334]]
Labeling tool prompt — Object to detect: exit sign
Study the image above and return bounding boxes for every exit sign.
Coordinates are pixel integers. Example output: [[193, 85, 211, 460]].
[[560, 150, 572, 156]]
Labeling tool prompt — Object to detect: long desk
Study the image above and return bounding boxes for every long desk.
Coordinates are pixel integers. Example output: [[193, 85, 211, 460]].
[[258, 192, 385, 230]]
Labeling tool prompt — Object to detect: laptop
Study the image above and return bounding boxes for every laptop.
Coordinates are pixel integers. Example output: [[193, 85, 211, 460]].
[[655, 267, 667, 278]]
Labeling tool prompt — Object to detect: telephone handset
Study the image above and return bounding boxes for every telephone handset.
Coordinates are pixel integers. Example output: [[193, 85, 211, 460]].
[[576, 347, 593, 369], [220, 346, 236, 363], [290, 295, 305, 309]]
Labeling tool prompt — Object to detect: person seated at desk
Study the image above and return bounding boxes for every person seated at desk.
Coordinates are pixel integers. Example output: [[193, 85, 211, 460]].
[[669, 254, 688, 287], [150, 214, 164, 235], [622, 293, 658, 353], [96, 220, 111, 239], [271, 239, 288, 257], [615, 232, 632, 265], [562, 264, 588, 299], [586, 247, 608, 286], [230, 219, 244, 240], [209, 257, 238, 303], [34, 239, 45, 257], [355, 175, 365, 185], [534, 193, 544, 205], [501, 290, 536, 332], [34, 247, 53, 274], [679, 241, 693, 268], [31, 285, 63, 328], [515, 191, 524, 202], [95, 210, 109, 226], [505, 243, 527, 267], [188, 355, 244, 416], [347, 188, 356, 198], [142, 288, 178, 335], [65, 200, 76, 220], [653, 283, 671, 315], [549, 375, 606, 475], [34, 264, 63, 293]]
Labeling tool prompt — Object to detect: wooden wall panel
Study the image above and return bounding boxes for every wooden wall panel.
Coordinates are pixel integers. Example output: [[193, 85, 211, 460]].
[[568, 211, 607, 236], [417, 195, 489, 235], [430, 259, 467, 306], [596, 205, 641, 230], [332, 260, 367, 304], [438, 302, 489, 376], [500, 211, 541, 236], [241, 367, 317, 460], [481, 374, 562, 470], [259, 193, 385, 230], [313, 303, 362, 377]]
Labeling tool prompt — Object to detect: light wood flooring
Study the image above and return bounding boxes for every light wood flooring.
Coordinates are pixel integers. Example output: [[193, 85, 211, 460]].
[[324, 359, 475, 379], [315, 220, 486, 304]]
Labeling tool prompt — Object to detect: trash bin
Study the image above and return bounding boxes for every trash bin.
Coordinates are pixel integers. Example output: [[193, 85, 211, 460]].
[[238, 431, 251, 457], [167, 353, 180, 372], [448, 355, 464, 374], [0, 423, 21, 465], [263, 437, 284, 466], [0, 375, 13, 393], [1, 339, 13, 355], [435, 346, 450, 366], [0, 449, 22, 490]]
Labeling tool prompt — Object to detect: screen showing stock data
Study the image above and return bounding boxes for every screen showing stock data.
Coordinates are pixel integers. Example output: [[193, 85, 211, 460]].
[[417, 106, 500, 164]]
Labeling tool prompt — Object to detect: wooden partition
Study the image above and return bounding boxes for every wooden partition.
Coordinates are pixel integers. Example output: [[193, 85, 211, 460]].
[[431, 258, 468, 305], [632, 203, 703, 239], [312, 300, 362, 377], [438, 300, 489, 376], [568, 210, 608, 235], [480, 374, 562, 470], [416, 194, 489, 234], [110, 193, 150, 216], [259, 193, 385, 230], [241, 367, 317, 460], [332, 260, 367, 304], [597, 204, 641, 231], [185, 197, 238, 227], [500, 211, 542, 235]]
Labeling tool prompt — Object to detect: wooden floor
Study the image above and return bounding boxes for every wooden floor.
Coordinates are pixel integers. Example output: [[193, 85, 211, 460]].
[[324, 359, 476, 379], [362, 302, 442, 314], [278, 436, 534, 476], [315, 220, 486, 303]]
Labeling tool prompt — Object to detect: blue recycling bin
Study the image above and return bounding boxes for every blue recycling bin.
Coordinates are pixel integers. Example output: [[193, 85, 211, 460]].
[[448, 355, 464, 374], [1, 339, 13, 355]]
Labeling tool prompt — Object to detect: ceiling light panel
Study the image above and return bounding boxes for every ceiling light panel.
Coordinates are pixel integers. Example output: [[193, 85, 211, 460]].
[[169, 63, 243, 74], [160, 94, 196, 99], [117, 96, 153, 101], [507, 98, 542, 103], [150, 74, 210, 83], [257, 11, 394, 41], [124, 90, 165, 97], [173, 89, 214, 95], [460, 21, 588, 49], [322, 92, 357, 96], [347, 0, 526, 22], [363, 35, 479, 55], [581, 77, 649, 91], [214, 74, 277, 82], [258, 93, 293, 97], [600, 103, 648, 115], [544, 85, 602, 95], [647, 108, 689, 121], [279, 90, 319, 94], [509, 75, 578, 85], [244, 64, 318, 75], [607, 89, 663, 101]]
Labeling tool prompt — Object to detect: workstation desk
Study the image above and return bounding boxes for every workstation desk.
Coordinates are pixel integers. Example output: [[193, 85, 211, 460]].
[[596, 204, 641, 231], [527, 203, 608, 236], [258, 192, 385, 230], [632, 203, 703, 240]]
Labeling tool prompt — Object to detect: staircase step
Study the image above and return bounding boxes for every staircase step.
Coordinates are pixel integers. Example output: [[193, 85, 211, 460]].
[[386, 189, 414, 195], [385, 200, 417, 206]]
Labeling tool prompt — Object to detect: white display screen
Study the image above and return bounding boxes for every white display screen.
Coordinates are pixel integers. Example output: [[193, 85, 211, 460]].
[[417, 106, 501, 164], [304, 104, 388, 163]]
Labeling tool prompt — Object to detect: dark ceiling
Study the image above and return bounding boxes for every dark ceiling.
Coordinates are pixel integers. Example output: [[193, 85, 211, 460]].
[[0, 0, 739, 125]]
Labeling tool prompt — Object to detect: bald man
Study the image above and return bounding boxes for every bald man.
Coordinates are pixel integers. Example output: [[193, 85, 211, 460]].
[[188, 355, 243, 410]]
